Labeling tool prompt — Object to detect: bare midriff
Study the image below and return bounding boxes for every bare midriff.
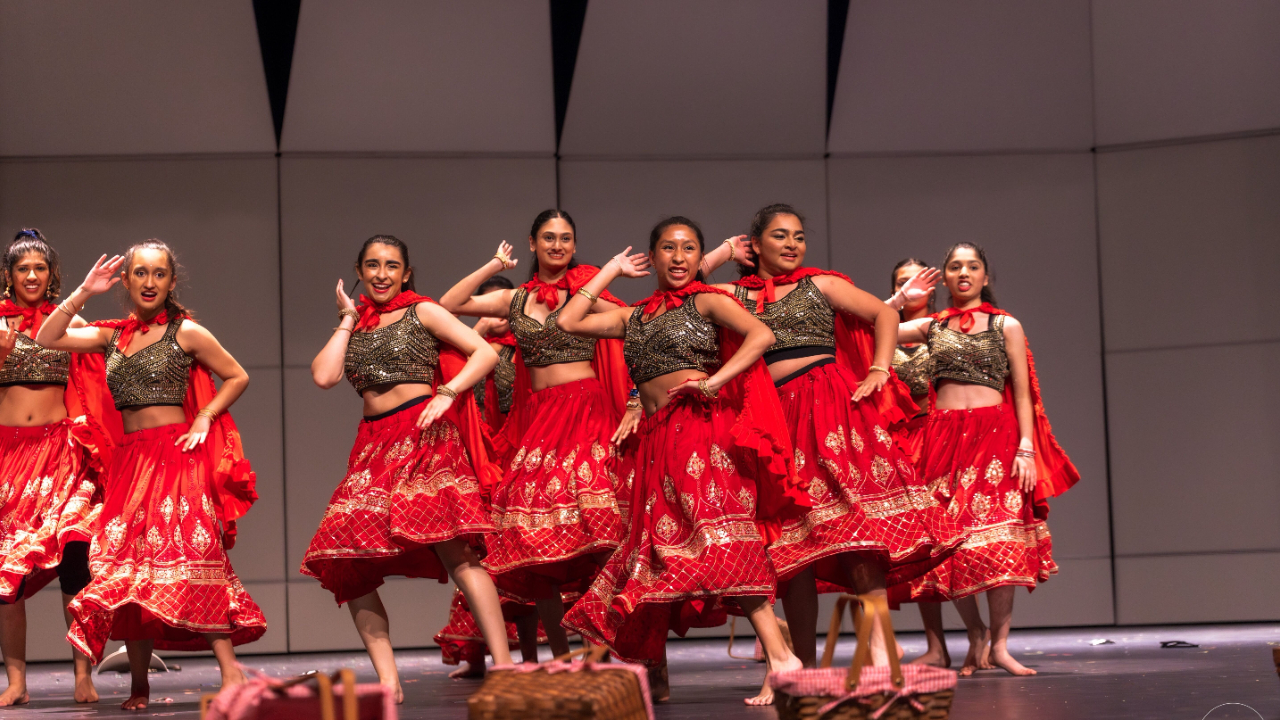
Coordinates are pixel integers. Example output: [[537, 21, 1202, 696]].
[[933, 379, 1003, 411], [120, 404, 188, 433], [637, 368, 708, 416], [765, 352, 835, 385], [360, 382, 434, 418], [0, 384, 69, 427], [528, 360, 596, 393]]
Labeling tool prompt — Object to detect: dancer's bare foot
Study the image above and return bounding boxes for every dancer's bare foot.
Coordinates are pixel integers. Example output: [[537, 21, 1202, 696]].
[[959, 627, 992, 677], [647, 664, 670, 703], [0, 684, 29, 706], [448, 661, 485, 679], [909, 647, 951, 668], [219, 665, 247, 689], [122, 682, 149, 711], [746, 655, 802, 706], [73, 672, 98, 703], [990, 644, 1036, 676]]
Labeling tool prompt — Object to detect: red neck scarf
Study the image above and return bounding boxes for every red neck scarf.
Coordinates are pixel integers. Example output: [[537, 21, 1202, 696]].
[[92, 311, 172, 352], [354, 290, 431, 331], [520, 265, 625, 311], [485, 330, 517, 347], [935, 302, 998, 333], [0, 300, 57, 335], [633, 281, 736, 317], [733, 267, 852, 314]]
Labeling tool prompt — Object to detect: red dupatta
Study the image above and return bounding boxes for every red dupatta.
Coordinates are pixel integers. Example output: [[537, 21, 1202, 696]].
[[932, 303, 1080, 515], [497, 266, 632, 464], [732, 268, 918, 427], [634, 282, 811, 543], [0, 300, 57, 335]]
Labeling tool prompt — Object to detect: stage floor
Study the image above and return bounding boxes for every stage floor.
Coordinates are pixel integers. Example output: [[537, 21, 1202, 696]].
[[7, 623, 1278, 719]]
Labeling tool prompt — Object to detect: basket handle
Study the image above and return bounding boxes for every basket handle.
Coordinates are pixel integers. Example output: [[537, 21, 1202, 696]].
[[551, 644, 609, 664], [840, 595, 904, 691]]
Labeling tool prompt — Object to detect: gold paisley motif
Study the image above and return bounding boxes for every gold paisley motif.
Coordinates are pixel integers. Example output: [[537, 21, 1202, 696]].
[[1004, 490, 1024, 515], [824, 429, 846, 453], [970, 493, 992, 520], [808, 476, 828, 500], [871, 456, 894, 486], [985, 459, 1004, 485], [655, 514, 679, 542], [737, 488, 754, 514], [591, 442, 607, 463], [849, 427, 865, 453], [561, 448, 578, 474], [958, 467, 978, 489], [686, 452, 706, 480], [680, 492, 696, 519], [546, 477, 562, 497], [709, 444, 736, 475], [663, 475, 677, 504], [794, 448, 806, 472], [577, 461, 593, 484], [160, 496, 174, 524], [524, 448, 543, 472], [189, 523, 212, 554], [542, 448, 558, 471], [705, 480, 724, 507], [511, 447, 527, 470]]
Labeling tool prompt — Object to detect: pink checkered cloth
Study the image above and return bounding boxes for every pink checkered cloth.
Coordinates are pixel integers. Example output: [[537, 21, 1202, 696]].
[[204, 667, 397, 720], [770, 664, 956, 719], [490, 659, 655, 720]]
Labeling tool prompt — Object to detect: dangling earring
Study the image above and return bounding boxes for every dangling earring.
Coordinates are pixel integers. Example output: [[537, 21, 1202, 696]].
[[46, 285, 53, 299], [3, 282, 9, 298]]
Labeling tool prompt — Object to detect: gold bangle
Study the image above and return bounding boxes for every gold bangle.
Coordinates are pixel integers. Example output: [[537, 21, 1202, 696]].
[[576, 287, 598, 303], [197, 408, 218, 422], [868, 365, 890, 376], [436, 386, 458, 400], [338, 308, 359, 321], [333, 326, 352, 333], [723, 238, 736, 263], [493, 254, 512, 270], [698, 378, 718, 399], [57, 302, 78, 318], [626, 398, 642, 410]]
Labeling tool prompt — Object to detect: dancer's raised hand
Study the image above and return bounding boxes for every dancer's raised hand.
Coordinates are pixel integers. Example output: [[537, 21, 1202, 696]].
[[607, 247, 651, 278], [901, 267, 940, 303], [335, 279, 357, 313], [81, 255, 124, 296], [493, 241, 518, 271]]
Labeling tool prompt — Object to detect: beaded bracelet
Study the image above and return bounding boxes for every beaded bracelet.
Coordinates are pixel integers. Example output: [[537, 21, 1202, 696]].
[[436, 386, 458, 400]]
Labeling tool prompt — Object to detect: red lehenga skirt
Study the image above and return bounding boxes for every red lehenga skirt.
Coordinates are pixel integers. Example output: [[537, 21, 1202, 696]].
[[892, 412, 928, 469], [562, 396, 776, 666], [433, 587, 577, 666], [0, 420, 101, 602], [302, 404, 494, 605], [892, 405, 1056, 602], [67, 424, 265, 661], [484, 378, 624, 599], [767, 363, 958, 590]]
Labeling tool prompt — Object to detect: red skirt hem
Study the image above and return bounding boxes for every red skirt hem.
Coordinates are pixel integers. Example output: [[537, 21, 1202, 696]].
[[66, 424, 266, 662], [0, 420, 102, 603], [301, 408, 494, 605], [484, 378, 624, 599], [562, 396, 776, 666]]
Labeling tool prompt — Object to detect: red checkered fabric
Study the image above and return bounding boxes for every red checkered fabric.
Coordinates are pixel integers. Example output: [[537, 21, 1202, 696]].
[[490, 658, 654, 720], [770, 664, 956, 719]]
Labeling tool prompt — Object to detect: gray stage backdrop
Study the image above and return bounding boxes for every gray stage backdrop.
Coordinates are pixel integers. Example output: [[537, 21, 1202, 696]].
[[0, 1, 1275, 659]]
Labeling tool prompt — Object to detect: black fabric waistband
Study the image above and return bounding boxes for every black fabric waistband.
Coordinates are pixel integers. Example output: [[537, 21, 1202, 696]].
[[773, 356, 836, 387], [364, 394, 429, 422], [763, 345, 835, 365]]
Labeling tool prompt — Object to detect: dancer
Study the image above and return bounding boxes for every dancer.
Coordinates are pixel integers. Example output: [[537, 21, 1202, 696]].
[[0, 230, 104, 706], [711, 206, 958, 671], [558, 216, 806, 705], [468, 276, 518, 432], [37, 241, 264, 710], [886, 259, 942, 465], [438, 209, 639, 658], [303, 235, 510, 700], [894, 242, 1078, 676]]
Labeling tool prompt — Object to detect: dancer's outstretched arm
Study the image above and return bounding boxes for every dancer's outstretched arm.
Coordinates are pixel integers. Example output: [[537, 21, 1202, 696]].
[[438, 242, 517, 318], [555, 248, 650, 340]]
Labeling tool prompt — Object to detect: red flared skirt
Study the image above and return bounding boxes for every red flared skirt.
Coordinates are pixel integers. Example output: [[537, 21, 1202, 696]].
[[67, 424, 266, 661], [0, 420, 102, 602], [891, 405, 1056, 602], [484, 378, 624, 599], [562, 396, 776, 666], [768, 363, 959, 590], [433, 587, 577, 666], [301, 405, 494, 605]]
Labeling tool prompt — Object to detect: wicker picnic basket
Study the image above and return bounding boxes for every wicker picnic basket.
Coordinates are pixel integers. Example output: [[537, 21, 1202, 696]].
[[467, 645, 652, 720], [200, 668, 396, 720], [770, 595, 956, 720]]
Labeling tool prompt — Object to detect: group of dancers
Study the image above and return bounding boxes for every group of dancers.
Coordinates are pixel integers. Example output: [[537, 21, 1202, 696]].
[[0, 204, 1078, 709]]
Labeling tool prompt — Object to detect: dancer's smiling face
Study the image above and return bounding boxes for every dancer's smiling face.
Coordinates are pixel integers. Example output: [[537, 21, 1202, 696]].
[[943, 247, 988, 306], [358, 242, 410, 304], [752, 213, 805, 276], [529, 218, 575, 276], [123, 248, 176, 317], [650, 225, 702, 291], [7, 251, 51, 307], [894, 262, 932, 313]]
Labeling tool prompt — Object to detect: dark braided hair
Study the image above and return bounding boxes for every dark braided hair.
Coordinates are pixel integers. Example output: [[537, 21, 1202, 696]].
[[3, 228, 62, 301], [942, 242, 997, 307], [122, 240, 193, 320]]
